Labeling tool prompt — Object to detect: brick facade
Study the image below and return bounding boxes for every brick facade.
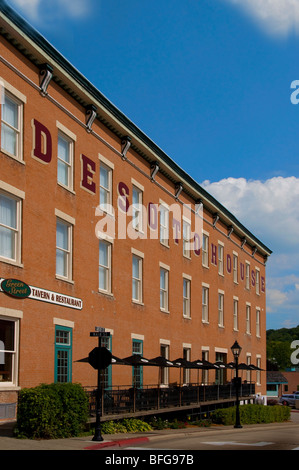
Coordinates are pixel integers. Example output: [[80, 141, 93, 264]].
[[0, 1, 271, 417]]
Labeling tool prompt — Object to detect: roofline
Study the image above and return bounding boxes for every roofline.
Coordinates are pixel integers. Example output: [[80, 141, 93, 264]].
[[0, 0, 272, 256]]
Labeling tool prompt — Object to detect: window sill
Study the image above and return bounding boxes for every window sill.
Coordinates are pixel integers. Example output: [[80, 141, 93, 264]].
[[55, 275, 74, 285], [1, 149, 25, 165], [57, 182, 76, 195], [0, 257, 23, 268], [132, 300, 144, 306]]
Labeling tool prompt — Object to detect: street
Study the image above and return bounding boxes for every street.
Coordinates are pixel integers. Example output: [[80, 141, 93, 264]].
[[110, 411, 299, 451]]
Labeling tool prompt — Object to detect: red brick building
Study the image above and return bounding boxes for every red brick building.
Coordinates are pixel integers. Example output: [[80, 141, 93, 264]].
[[0, 1, 271, 419]]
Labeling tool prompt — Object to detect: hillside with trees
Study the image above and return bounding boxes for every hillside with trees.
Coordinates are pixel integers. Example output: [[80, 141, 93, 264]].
[[266, 325, 299, 370]]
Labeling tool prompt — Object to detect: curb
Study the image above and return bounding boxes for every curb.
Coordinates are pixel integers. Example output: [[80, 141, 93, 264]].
[[84, 436, 150, 450]]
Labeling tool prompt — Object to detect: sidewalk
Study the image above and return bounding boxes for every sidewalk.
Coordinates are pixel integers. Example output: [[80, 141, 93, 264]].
[[1, 411, 298, 451]]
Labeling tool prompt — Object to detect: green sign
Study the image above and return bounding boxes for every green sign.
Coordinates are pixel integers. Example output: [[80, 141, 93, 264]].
[[1, 279, 31, 299]]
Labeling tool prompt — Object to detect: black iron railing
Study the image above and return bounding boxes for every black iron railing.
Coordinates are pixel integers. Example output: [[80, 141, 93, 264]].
[[85, 382, 255, 417]]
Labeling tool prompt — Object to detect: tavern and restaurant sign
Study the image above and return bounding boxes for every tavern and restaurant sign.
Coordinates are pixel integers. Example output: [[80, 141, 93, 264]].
[[0, 278, 83, 310]]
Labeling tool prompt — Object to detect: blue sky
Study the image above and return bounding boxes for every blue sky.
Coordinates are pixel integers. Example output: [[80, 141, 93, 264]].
[[7, 0, 299, 330]]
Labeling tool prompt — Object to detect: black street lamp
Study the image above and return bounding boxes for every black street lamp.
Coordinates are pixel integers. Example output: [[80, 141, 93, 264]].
[[231, 341, 243, 429]]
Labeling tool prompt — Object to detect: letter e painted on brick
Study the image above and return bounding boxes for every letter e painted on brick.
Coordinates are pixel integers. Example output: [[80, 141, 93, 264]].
[[80, 154, 96, 194]]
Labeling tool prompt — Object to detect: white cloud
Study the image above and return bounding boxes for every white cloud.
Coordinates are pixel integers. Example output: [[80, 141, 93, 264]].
[[222, 0, 299, 37], [9, 0, 93, 23], [201, 176, 299, 326]]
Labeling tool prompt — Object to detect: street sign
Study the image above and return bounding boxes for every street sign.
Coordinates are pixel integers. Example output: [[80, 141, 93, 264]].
[[88, 347, 112, 370], [90, 331, 110, 337]]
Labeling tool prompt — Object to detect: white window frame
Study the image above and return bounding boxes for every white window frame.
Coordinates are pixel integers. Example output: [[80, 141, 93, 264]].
[[56, 122, 76, 192], [132, 250, 143, 303], [202, 284, 209, 323], [218, 291, 224, 327], [233, 297, 239, 331], [256, 308, 261, 337], [202, 232, 209, 267], [55, 210, 74, 282], [132, 181, 143, 232], [160, 341, 170, 386], [159, 202, 169, 247], [0, 309, 21, 389], [245, 262, 250, 289], [99, 159, 113, 213], [218, 243, 224, 276], [160, 264, 169, 312], [98, 239, 112, 294], [233, 252, 238, 283], [256, 268, 260, 295], [183, 276, 191, 318], [246, 303, 251, 334], [183, 218, 191, 259], [1, 81, 26, 162], [0, 183, 24, 266]]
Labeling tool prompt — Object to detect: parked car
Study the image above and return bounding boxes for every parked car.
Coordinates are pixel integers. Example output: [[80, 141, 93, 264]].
[[279, 392, 299, 407]]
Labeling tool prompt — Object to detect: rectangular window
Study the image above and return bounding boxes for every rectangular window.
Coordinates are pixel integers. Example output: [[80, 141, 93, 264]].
[[56, 218, 72, 280], [256, 269, 260, 295], [132, 339, 143, 388], [183, 220, 191, 258], [160, 204, 169, 246], [256, 357, 261, 385], [246, 304, 251, 334], [0, 317, 18, 385], [0, 191, 21, 263], [57, 133, 74, 190], [202, 233, 209, 267], [233, 254, 238, 283], [233, 298, 238, 331], [1, 90, 23, 160], [100, 334, 112, 389], [218, 292, 224, 327], [202, 286, 209, 322], [99, 163, 112, 212], [132, 254, 143, 302], [99, 240, 112, 293], [183, 278, 191, 318], [132, 185, 143, 231], [246, 262, 250, 289], [183, 347, 191, 384], [218, 244, 224, 275], [160, 267, 169, 311], [256, 308, 261, 337], [160, 343, 169, 385], [54, 325, 72, 383]]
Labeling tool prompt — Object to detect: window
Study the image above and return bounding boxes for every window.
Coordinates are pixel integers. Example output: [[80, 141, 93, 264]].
[[54, 325, 72, 383], [0, 317, 19, 385], [56, 218, 72, 280], [256, 308, 261, 337], [256, 357, 261, 385], [160, 204, 169, 246], [99, 240, 112, 293], [132, 185, 143, 231], [132, 339, 143, 388], [246, 304, 251, 334], [100, 334, 112, 389], [99, 163, 112, 212], [218, 244, 224, 275], [183, 277, 191, 318], [233, 254, 238, 283], [218, 292, 224, 327], [202, 285, 209, 322], [183, 219, 191, 258], [132, 254, 143, 302], [183, 347, 191, 384], [233, 298, 238, 331], [57, 132, 74, 190], [256, 269, 260, 295], [202, 233, 209, 267], [202, 350, 209, 384], [1, 90, 23, 160], [160, 267, 169, 312], [245, 262, 250, 289], [0, 191, 21, 263], [160, 343, 169, 385]]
